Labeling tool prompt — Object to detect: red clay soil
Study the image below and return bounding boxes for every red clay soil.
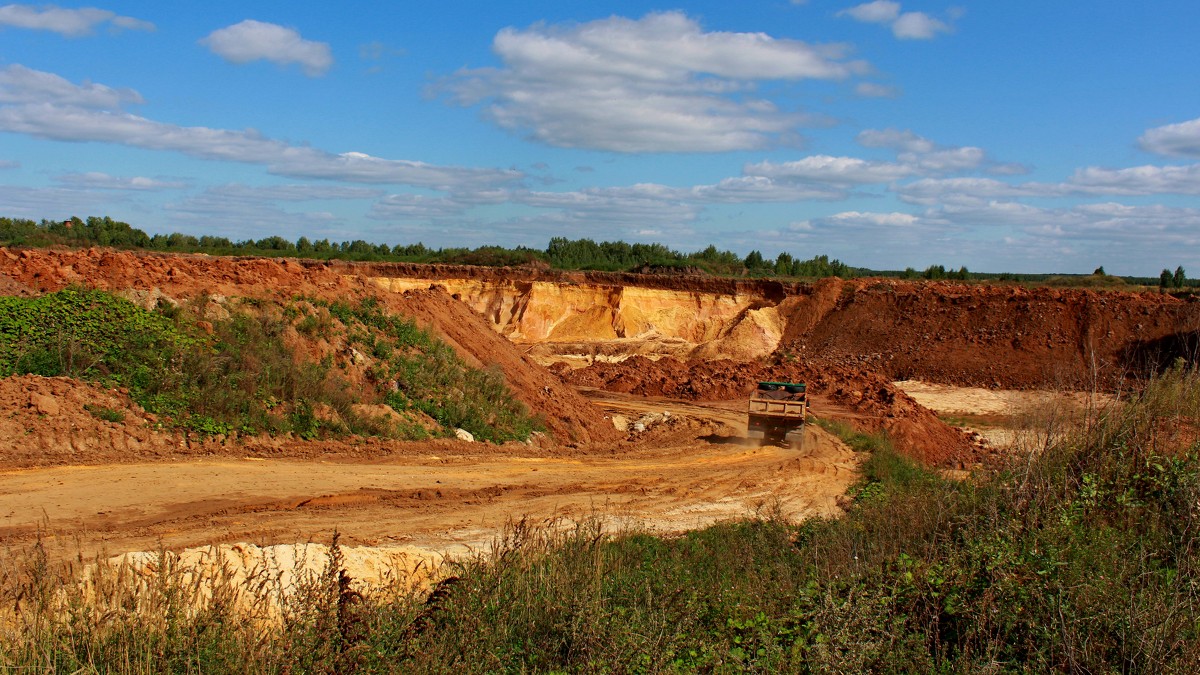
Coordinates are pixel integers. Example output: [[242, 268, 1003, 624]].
[[0, 247, 617, 445], [776, 278, 1199, 390], [0, 375, 173, 467], [0, 271, 36, 297], [560, 356, 987, 467]]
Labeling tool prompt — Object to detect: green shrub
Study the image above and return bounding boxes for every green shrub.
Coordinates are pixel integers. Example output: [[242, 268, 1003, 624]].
[[0, 290, 348, 438], [0, 288, 193, 384]]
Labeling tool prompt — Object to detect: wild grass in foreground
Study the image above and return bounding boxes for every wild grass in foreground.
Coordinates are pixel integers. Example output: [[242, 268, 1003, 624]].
[[3, 368, 1199, 672]]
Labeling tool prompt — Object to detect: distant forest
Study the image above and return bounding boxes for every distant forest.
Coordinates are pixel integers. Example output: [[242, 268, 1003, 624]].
[[0, 215, 1190, 289]]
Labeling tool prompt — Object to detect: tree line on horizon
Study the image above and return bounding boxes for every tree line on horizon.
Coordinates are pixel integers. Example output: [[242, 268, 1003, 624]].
[[0, 215, 1191, 288], [0, 215, 859, 278]]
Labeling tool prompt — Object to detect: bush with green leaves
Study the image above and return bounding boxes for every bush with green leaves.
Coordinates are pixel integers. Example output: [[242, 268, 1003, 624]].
[[0, 288, 353, 436], [0, 287, 194, 390]]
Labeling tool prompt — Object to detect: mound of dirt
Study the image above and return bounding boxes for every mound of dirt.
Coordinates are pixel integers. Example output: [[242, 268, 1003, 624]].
[[0, 247, 616, 445], [560, 356, 986, 467], [0, 272, 35, 297]]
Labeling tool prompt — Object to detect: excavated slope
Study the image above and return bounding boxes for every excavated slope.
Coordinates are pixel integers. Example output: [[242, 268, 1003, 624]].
[[5, 248, 1195, 463], [780, 278, 1199, 389]]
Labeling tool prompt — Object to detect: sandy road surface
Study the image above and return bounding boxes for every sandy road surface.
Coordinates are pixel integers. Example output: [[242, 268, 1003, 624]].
[[894, 380, 1112, 418], [1, 391, 858, 561], [893, 380, 1114, 449]]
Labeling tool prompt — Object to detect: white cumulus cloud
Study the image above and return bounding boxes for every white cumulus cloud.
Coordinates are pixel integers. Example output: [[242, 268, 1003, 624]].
[[0, 64, 143, 107], [444, 11, 869, 152], [898, 177, 1060, 205], [827, 210, 920, 227], [514, 184, 698, 224], [857, 128, 990, 174], [201, 19, 333, 77], [899, 163, 1200, 203], [837, 1, 953, 40], [369, 194, 470, 221], [1139, 117, 1200, 158], [856, 127, 935, 153], [900, 146, 985, 173], [745, 155, 914, 184], [205, 183, 384, 202], [690, 176, 845, 202], [0, 4, 154, 37], [1067, 164, 1200, 195], [838, 1, 901, 24], [891, 12, 952, 39], [855, 82, 900, 98]]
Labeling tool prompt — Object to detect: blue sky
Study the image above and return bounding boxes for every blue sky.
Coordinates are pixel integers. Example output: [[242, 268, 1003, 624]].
[[1, 1, 1199, 274]]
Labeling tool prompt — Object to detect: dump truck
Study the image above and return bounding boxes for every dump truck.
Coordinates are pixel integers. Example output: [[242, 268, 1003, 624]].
[[747, 381, 807, 448]]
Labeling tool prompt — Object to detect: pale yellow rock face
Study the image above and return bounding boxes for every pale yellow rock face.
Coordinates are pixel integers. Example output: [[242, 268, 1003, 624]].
[[693, 306, 785, 362], [614, 286, 748, 343], [368, 276, 784, 362]]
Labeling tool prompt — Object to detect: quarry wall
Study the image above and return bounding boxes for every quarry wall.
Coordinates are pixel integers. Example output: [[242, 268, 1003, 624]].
[[366, 268, 1200, 389]]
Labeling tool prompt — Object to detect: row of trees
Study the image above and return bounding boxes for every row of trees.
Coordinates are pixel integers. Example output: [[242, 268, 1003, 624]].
[[0, 218, 867, 279], [7, 215, 1189, 286], [1160, 266, 1188, 289], [546, 238, 858, 278], [0, 217, 446, 261], [899, 264, 972, 281]]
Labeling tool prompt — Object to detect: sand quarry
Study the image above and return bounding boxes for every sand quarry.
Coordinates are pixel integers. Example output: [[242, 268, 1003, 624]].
[[2, 247, 1197, 585]]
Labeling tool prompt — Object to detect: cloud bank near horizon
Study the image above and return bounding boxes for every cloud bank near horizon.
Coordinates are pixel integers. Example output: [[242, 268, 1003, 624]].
[[0, 4, 1197, 274]]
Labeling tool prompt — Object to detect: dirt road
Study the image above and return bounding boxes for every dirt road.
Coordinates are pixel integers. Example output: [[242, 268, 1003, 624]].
[[0, 391, 858, 561]]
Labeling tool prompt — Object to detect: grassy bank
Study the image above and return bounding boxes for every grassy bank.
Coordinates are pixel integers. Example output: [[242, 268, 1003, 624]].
[[0, 288, 541, 442], [3, 368, 1199, 672]]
